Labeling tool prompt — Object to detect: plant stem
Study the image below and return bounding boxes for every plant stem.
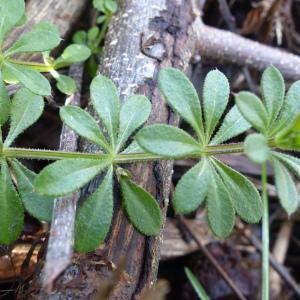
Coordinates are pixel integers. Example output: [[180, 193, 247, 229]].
[[0, 143, 245, 162], [6, 59, 54, 72], [261, 162, 269, 300], [93, 13, 111, 49], [1, 147, 108, 160]]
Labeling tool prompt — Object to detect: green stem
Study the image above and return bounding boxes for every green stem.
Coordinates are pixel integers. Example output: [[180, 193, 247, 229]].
[[93, 13, 111, 49], [2, 147, 108, 160], [1, 143, 244, 162], [261, 162, 269, 300], [6, 58, 54, 72]]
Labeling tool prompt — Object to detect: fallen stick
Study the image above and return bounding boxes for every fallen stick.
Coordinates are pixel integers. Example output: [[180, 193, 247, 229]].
[[42, 63, 84, 290], [196, 20, 300, 80], [179, 216, 247, 300]]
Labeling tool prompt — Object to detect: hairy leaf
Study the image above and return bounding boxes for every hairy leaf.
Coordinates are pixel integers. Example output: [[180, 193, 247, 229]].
[[272, 80, 300, 135], [272, 158, 299, 215], [4, 22, 60, 56], [158, 68, 203, 140], [136, 124, 200, 158], [210, 105, 251, 145], [54, 44, 91, 68], [0, 0, 25, 44], [173, 159, 209, 214], [261, 66, 284, 124], [0, 74, 10, 125], [75, 168, 113, 252], [0, 161, 24, 244], [90, 74, 120, 147], [120, 176, 163, 235], [212, 158, 262, 223], [235, 91, 268, 133], [203, 69, 230, 142], [56, 75, 76, 95], [3, 62, 51, 96], [121, 140, 144, 154], [60, 105, 110, 151], [4, 88, 44, 146], [117, 95, 151, 151], [244, 133, 270, 164], [207, 165, 235, 238], [272, 152, 300, 179], [35, 158, 110, 197], [10, 160, 53, 222]]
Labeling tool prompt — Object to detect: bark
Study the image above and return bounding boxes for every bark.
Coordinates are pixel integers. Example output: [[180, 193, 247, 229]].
[[30, 1, 201, 299]]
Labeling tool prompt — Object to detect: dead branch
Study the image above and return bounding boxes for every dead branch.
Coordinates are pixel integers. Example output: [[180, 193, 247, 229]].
[[42, 63, 84, 290], [196, 20, 300, 80], [179, 216, 247, 300]]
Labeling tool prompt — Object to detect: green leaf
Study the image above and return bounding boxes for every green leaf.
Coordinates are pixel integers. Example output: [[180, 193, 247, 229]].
[[272, 152, 300, 179], [184, 267, 210, 300], [35, 158, 110, 197], [117, 95, 151, 151], [3, 62, 51, 96], [158, 68, 203, 140], [244, 133, 270, 164], [274, 113, 300, 151], [90, 74, 120, 147], [235, 91, 268, 133], [272, 157, 299, 215], [4, 22, 61, 56], [0, 73, 10, 126], [136, 124, 200, 158], [121, 140, 144, 154], [272, 80, 300, 135], [120, 176, 163, 235], [212, 158, 262, 223], [10, 160, 53, 222], [72, 30, 87, 45], [4, 88, 44, 146], [207, 165, 235, 238], [54, 44, 91, 68], [75, 168, 113, 252], [261, 66, 284, 124], [0, 0, 25, 44], [0, 161, 24, 244], [173, 159, 209, 214], [97, 15, 107, 24], [87, 27, 99, 43], [203, 70, 230, 142], [105, 0, 118, 13], [60, 105, 110, 151], [93, 0, 105, 12], [56, 74, 76, 95], [210, 105, 251, 145]]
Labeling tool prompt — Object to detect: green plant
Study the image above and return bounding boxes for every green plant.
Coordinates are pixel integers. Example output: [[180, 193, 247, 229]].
[[72, 0, 118, 77], [1, 11, 299, 294], [0, 0, 91, 96], [234, 66, 300, 299], [185, 267, 210, 300]]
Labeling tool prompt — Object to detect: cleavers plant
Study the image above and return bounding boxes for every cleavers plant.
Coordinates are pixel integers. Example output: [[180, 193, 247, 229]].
[[0, 1, 300, 297]]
